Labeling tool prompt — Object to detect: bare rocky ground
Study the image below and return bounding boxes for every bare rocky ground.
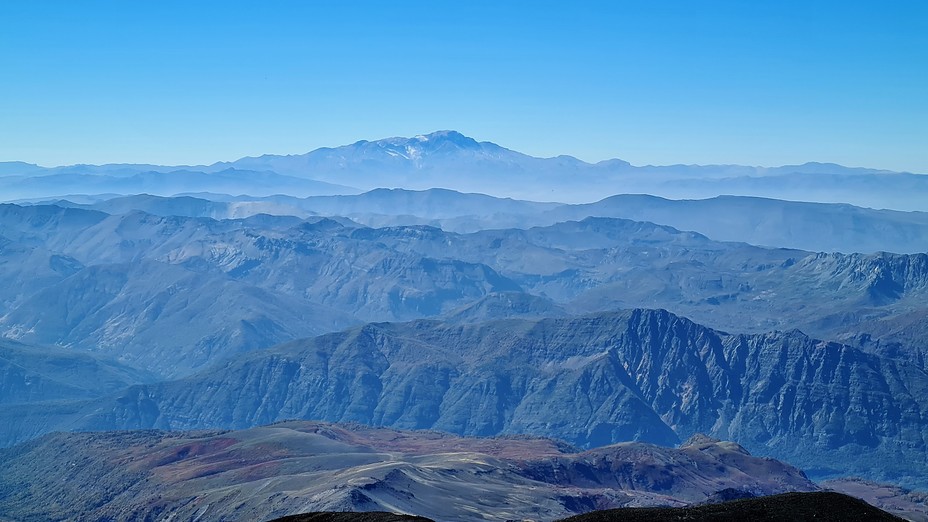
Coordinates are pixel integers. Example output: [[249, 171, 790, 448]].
[[0, 421, 823, 522]]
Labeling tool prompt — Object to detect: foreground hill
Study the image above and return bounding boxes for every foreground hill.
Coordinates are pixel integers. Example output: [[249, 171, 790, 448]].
[[0, 421, 818, 522]]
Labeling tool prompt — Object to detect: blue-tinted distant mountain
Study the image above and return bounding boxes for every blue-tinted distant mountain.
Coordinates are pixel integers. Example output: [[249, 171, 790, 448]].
[[270, 190, 928, 254], [42, 190, 928, 254], [0, 203, 108, 244], [5, 131, 927, 209], [661, 170, 928, 211], [213, 130, 540, 176], [294, 187, 561, 218], [51, 194, 317, 220], [544, 194, 928, 254], [207, 131, 609, 202], [54, 189, 556, 221], [0, 161, 45, 175], [204, 130, 928, 209]]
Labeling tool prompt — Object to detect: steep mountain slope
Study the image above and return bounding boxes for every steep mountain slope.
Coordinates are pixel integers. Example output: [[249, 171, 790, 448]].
[[840, 310, 928, 371], [0, 203, 107, 245], [0, 235, 83, 311], [42, 310, 928, 487], [0, 338, 154, 448], [0, 207, 523, 323], [0, 260, 357, 377], [0, 421, 818, 522], [0, 338, 154, 405]]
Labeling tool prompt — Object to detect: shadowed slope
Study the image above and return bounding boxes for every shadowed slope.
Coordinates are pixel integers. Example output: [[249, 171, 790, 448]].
[[557, 492, 904, 521]]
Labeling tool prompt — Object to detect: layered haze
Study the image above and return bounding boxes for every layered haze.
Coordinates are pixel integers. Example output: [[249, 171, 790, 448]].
[[2, 131, 928, 521], [4, 131, 928, 209]]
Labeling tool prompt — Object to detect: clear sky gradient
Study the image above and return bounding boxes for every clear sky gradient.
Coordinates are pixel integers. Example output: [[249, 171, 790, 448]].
[[1, 1, 926, 171]]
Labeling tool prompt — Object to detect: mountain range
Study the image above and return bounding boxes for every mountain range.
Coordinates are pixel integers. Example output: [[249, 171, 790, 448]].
[[35, 189, 928, 254], [4, 308, 928, 490], [3, 132, 928, 519], [4, 130, 928, 210], [2, 201, 928, 382]]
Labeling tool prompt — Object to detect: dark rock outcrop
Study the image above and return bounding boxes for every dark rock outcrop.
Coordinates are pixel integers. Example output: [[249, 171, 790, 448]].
[[557, 492, 904, 522]]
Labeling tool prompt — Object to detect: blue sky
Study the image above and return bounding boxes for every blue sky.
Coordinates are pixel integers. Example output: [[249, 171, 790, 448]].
[[1, 1, 926, 171]]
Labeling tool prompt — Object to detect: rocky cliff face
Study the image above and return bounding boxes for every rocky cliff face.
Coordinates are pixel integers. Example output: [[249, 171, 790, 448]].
[[56, 310, 928, 487], [793, 252, 928, 305]]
